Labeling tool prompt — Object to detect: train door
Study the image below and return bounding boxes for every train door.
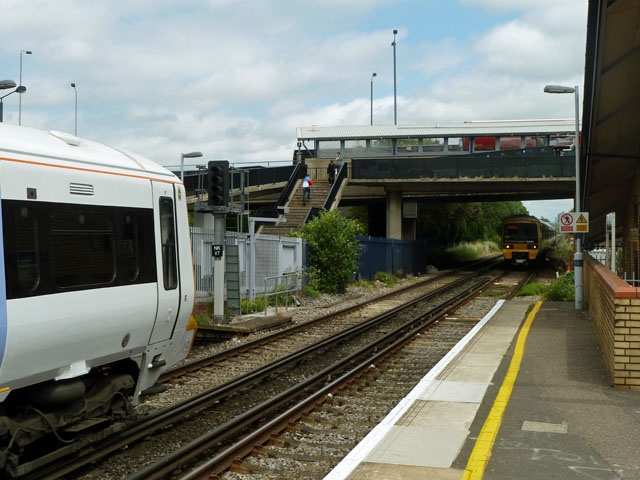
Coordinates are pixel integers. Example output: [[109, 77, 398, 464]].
[[149, 181, 181, 344]]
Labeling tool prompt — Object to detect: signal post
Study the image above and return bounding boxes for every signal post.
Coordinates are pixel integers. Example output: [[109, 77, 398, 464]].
[[203, 161, 230, 323]]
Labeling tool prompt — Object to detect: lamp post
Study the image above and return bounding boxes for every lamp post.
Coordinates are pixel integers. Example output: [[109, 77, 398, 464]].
[[544, 84, 582, 309], [0, 81, 27, 123], [180, 151, 203, 183], [70, 83, 77, 135], [392, 29, 398, 125], [370, 72, 377, 125], [19, 50, 32, 125]]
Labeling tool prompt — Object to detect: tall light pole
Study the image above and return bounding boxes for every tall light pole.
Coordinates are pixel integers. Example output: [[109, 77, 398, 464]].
[[370, 72, 377, 125], [544, 84, 582, 309], [19, 50, 32, 125], [180, 151, 203, 183], [392, 29, 398, 125], [70, 83, 77, 136], [0, 81, 27, 123]]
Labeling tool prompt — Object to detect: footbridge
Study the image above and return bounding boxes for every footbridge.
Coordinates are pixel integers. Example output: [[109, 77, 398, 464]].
[[182, 120, 577, 239]]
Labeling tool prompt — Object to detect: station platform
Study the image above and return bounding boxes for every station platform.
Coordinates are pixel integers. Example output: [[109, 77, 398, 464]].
[[324, 299, 640, 480]]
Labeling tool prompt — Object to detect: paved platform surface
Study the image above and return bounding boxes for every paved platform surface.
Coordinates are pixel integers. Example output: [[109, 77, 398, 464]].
[[325, 300, 640, 480]]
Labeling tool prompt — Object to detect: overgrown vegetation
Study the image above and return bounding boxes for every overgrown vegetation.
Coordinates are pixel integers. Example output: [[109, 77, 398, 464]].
[[427, 240, 500, 268], [375, 271, 399, 287], [514, 272, 575, 302], [544, 271, 575, 301], [292, 210, 364, 294], [241, 297, 266, 314], [417, 201, 527, 245]]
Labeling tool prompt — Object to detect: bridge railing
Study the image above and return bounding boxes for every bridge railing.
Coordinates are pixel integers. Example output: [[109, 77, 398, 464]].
[[351, 147, 574, 179]]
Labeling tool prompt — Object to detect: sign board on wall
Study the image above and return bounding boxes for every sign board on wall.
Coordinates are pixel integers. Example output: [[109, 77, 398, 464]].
[[558, 212, 589, 233]]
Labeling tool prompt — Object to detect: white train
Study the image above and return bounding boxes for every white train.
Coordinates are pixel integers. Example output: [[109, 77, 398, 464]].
[[0, 123, 196, 470]]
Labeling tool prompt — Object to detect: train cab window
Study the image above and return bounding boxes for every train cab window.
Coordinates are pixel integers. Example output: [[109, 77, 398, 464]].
[[14, 207, 39, 291], [50, 210, 116, 287], [159, 197, 178, 290], [123, 213, 140, 281]]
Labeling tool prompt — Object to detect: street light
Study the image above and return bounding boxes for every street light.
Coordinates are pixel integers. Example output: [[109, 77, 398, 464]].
[[370, 72, 377, 125], [544, 84, 582, 309], [19, 50, 32, 125], [392, 29, 398, 125], [0, 82, 27, 123], [180, 151, 203, 183], [70, 83, 77, 136]]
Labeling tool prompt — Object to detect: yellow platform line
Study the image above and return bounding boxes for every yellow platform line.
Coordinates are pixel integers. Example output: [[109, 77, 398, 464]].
[[462, 300, 542, 480]]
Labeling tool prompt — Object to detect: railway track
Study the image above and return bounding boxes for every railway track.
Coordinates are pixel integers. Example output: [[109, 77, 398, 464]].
[[13, 259, 531, 480]]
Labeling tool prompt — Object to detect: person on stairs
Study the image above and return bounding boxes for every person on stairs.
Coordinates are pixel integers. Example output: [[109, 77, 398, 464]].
[[302, 174, 312, 206]]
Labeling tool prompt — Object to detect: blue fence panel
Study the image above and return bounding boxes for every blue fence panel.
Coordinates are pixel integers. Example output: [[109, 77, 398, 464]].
[[356, 236, 427, 280]]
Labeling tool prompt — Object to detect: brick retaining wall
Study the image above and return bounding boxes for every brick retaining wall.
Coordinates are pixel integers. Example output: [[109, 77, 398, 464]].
[[585, 254, 640, 389]]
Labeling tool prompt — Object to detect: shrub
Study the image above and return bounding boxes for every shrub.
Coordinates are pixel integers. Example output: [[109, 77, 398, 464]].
[[304, 286, 321, 298], [544, 271, 575, 302], [375, 271, 398, 287], [294, 210, 364, 294], [516, 282, 547, 297], [241, 297, 266, 314]]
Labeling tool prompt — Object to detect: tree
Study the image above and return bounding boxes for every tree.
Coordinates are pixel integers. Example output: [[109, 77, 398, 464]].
[[294, 210, 364, 294]]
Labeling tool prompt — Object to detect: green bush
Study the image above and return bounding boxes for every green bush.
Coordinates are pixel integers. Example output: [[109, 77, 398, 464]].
[[516, 282, 547, 297], [375, 271, 398, 287], [294, 210, 364, 294], [544, 271, 575, 302], [304, 286, 321, 298], [241, 297, 266, 314]]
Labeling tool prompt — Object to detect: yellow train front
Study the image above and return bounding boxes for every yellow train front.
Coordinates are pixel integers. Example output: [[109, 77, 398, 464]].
[[501, 215, 547, 265]]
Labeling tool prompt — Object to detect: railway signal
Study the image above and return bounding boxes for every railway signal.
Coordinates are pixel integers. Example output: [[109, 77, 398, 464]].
[[207, 160, 229, 206]]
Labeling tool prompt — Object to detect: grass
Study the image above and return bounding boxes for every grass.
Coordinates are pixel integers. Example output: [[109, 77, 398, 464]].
[[516, 282, 547, 297]]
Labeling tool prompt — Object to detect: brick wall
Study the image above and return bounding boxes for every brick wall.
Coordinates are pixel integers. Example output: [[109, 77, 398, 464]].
[[585, 254, 640, 389]]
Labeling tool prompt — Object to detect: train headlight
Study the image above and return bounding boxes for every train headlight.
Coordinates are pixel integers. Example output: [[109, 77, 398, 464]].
[[505, 244, 512, 249], [527, 245, 538, 249]]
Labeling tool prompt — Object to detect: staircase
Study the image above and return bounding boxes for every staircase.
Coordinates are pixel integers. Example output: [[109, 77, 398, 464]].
[[260, 179, 333, 236]]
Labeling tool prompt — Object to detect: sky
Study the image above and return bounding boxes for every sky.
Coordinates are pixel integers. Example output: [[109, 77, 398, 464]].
[[1, 0, 589, 221]]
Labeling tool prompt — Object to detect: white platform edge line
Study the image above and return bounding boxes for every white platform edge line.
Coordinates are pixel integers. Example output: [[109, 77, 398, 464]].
[[322, 299, 506, 480]]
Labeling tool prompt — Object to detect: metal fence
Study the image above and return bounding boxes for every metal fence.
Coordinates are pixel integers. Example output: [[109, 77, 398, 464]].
[[190, 227, 305, 302]]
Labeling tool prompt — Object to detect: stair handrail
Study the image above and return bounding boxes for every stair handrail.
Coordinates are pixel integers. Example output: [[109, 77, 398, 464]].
[[304, 163, 348, 224], [256, 162, 307, 229]]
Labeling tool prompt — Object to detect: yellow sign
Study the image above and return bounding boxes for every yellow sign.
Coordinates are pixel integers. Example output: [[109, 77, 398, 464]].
[[576, 213, 587, 224]]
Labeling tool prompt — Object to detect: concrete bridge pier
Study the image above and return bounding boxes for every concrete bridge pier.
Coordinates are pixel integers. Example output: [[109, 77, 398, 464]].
[[386, 189, 402, 240]]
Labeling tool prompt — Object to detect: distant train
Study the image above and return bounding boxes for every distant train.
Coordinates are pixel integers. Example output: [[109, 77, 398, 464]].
[[501, 215, 555, 265], [0, 123, 197, 474]]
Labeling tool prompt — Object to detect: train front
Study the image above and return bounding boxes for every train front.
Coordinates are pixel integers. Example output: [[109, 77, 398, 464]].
[[501, 217, 541, 265]]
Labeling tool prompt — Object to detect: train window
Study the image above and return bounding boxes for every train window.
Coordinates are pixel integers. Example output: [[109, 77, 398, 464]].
[[159, 197, 178, 290], [397, 138, 418, 153], [50, 209, 116, 287], [370, 139, 392, 155], [123, 213, 140, 281], [503, 223, 538, 243], [422, 138, 444, 153], [14, 207, 40, 291]]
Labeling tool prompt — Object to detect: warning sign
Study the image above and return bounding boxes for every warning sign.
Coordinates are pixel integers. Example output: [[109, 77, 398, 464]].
[[558, 212, 589, 233]]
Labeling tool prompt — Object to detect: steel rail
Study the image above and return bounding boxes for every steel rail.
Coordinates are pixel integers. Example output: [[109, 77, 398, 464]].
[[18, 258, 502, 479], [126, 271, 500, 479], [160, 255, 501, 382]]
